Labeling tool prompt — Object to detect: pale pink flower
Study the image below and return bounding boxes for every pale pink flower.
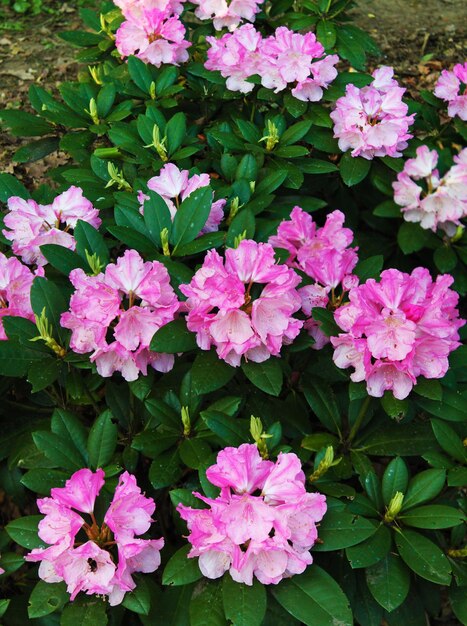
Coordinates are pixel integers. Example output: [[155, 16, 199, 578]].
[[138, 163, 225, 234], [393, 146, 467, 235], [178, 443, 326, 585], [0, 253, 44, 340], [269, 207, 358, 350], [180, 240, 303, 367], [331, 267, 464, 399], [434, 62, 467, 121], [61, 249, 180, 381], [3, 187, 100, 267], [192, 0, 264, 31], [330, 66, 415, 159], [113, 0, 185, 20], [115, 7, 190, 67], [26, 469, 163, 605]]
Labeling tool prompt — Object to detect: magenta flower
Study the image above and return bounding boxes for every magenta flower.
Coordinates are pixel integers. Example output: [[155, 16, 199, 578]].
[[0, 252, 44, 340], [26, 469, 163, 605], [393, 146, 467, 236], [269, 207, 359, 350], [434, 62, 467, 121], [113, 0, 185, 19], [205, 24, 338, 99], [179, 240, 303, 367], [60, 249, 180, 381], [330, 66, 415, 159], [177, 443, 326, 585], [331, 268, 464, 399], [138, 163, 225, 234], [115, 5, 190, 67], [191, 0, 264, 31], [3, 186, 100, 267]]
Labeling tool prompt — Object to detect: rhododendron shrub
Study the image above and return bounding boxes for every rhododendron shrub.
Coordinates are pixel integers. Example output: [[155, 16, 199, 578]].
[[0, 1, 466, 625]]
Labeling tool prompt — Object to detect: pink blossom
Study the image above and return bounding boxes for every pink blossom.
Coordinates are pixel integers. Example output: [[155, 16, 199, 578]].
[[269, 207, 358, 350], [192, 0, 264, 31], [113, 0, 185, 20], [115, 6, 190, 67], [180, 240, 303, 367], [331, 268, 464, 399], [330, 66, 415, 159], [393, 146, 467, 235], [205, 25, 338, 99], [434, 62, 467, 121], [61, 249, 179, 381], [3, 187, 100, 267], [26, 469, 163, 605], [0, 253, 43, 340], [138, 163, 225, 234], [178, 444, 326, 585]]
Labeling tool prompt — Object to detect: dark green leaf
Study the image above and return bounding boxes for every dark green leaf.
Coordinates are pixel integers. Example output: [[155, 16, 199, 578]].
[[222, 577, 267, 626], [189, 580, 226, 626], [303, 381, 341, 434], [61, 600, 108, 626], [6, 515, 45, 549], [191, 351, 235, 395], [365, 554, 410, 612], [14, 137, 60, 163], [431, 419, 466, 463], [179, 439, 212, 470], [40, 244, 88, 275], [0, 172, 31, 201], [163, 545, 203, 586], [30, 276, 68, 342], [122, 577, 151, 615], [143, 190, 173, 247], [395, 529, 451, 585], [339, 153, 371, 186], [87, 410, 117, 469], [312, 510, 377, 551], [402, 469, 446, 510], [74, 219, 109, 265], [28, 581, 68, 619], [171, 187, 213, 251], [201, 410, 247, 447], [399, 505, 465, 529], [33, 431, 85, 471], [150, 319, 197, 353], [382, 457, 409, 505], [346, 525, 392, 568], [242, 360, 283, 396]]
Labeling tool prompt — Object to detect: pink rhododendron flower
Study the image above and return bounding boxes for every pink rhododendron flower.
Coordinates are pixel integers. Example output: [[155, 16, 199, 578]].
[[269, 207, 359, 350], [179, 240, 303, 367], [115, 5, 190, 66], [330, 66, 415, 159], [393, 146, 467, 236], [434, 62, 467, 121], [178, 443, 326, 585], [0, 252, 43, 340], [3, 186, 100, 267], [205, 24, 338, 99], [26, 469, 163, 605], [191, 0, 264, 31], [61, 249, 179, 381], [138, 163, 225, 234], [331, 268, 464, 399], [113, 0, 185, 19]]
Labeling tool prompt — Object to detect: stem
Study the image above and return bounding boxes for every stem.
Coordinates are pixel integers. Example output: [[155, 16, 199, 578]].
[[348, 396, 371, 443]]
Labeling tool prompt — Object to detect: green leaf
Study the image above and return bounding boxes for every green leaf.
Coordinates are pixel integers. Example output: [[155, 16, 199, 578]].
[[313, 510, 377, 552], [132, 431, 179, 459], [431, 419, 466, 463], [30, 276, 68, 342], [142, 190, 172, 247], [166, 112, 186, 156], [149, 449, 182, 489], [339, 153, 371, 186], [150, 319, 197, 353], [272, 565, 352, 626], [40, 244, 88, 275], [28, 581, 68, 619], [357, 422, 438, 456], [449, 586, 467, 626], [190, 580, 226, 626], [336, 26, 367, 70], [280, 120, 313, 146], [413, 378, 442, 401], [32, 431, 86, 471], [310, 307, 340, 336], [398, 222, 431, 254], [122, 577, 151, 615], [74, 219, 109, 265], [0, 172, 31, 201], [6, 515, 45, 549], [303, 381, 341, 434], [0, 600, 9, 619], [163, 545, 203, 586], [373, 200, 401, 218], [191, 351, 235, 395], [395, 529, 451, 585], [61, 600, 108, 626], [201, 410, 247, 447], [283, 93, 307, 118], [382, 457, 409, 505], [171, 187, 212, 251], [222, 577, 267, 626], [274, 145, 309, 158], [299, 158, 338, 174], [58, 30, 103, 46], [27, 358, 61, 392], [434, 245, 457, 273], [179, 439, 211, 470], [399, 505, 465, 529], [0, 339, 44, 376], [0, 109, 54, 136], [51, 408, 88, 463], [316, 20, 337, 49], [354, 255, 384, 282], [14, 137, 60, 163], [87, 410, 118, 469], [365, 554, 410, 612], [402, 469, 446, 510], [21, 469, 69, 495], [226, 209, 255, 247], [173, 231, 225, 257], [127, 55, 154, 93], [346, 525, 392, 569], [242, 360, 283, 396]]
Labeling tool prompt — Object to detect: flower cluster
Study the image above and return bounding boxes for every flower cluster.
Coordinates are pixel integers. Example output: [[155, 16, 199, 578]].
[[434, 62, 467, 121], [177, 444, 327, 585], [191, 0, 264, 31], [61, 249, 179, 381], [269, 207, 358, 349], [205, 24, 338, 100], [330, 66, 415, 159], [138, 163, 225, 234], [115, 0, 190, 66], [180, 240, 302, 367], [0, 253, 43, 340], [331, 268, 464, 399], [26, 469, 164, 605], [3, 186, 100, 267], [393, 146, 467, 236]]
